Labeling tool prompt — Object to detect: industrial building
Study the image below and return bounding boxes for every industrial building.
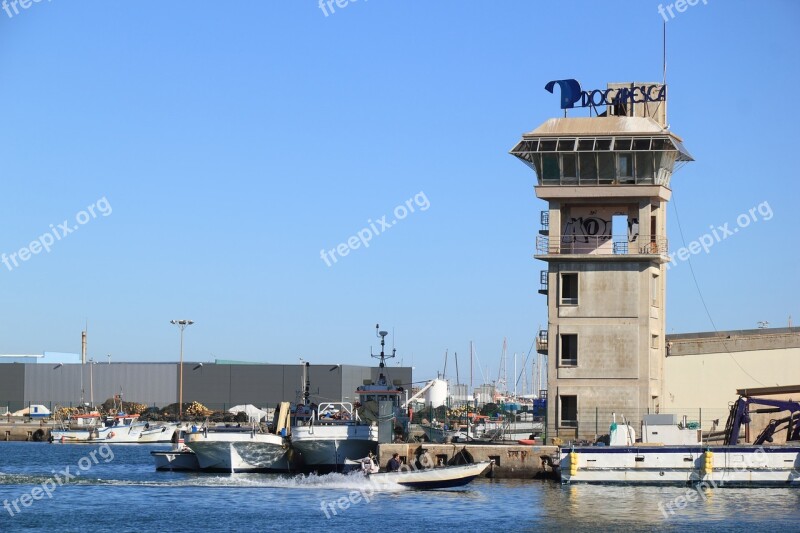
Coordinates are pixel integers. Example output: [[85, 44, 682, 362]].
[[664, 327, 800, 436], [0, 358, 413, 414]]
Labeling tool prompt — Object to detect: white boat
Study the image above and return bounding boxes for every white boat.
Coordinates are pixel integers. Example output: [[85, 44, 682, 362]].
[[89, 413, 147, 443], [51, 412, 103, 443], [184, 426, 290, 472], [184, 403, 293, 472], [138, 423, 179, 443], [291, 403, 379, 473], [558, 397, 800, 485], [559, 444, 800, 485], [292, 325, 407, 473], [353, 456, 491, 489], [151, 449, 200, 471]]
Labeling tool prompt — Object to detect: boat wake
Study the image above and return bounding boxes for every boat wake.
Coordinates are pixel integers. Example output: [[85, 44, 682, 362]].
[[0, 470, 408, 492]]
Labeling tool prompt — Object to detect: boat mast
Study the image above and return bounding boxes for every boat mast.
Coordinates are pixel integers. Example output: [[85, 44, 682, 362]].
[[371, 324, 395, 369]]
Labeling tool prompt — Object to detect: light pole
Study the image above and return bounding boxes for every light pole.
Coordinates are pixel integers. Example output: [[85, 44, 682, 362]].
[[88, 358, 95, 408], [170, 319, 195, 419]]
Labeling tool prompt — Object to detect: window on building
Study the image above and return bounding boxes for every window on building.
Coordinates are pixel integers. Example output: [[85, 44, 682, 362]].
[[618, 153, 634, 183], [560, 395, 577, 427], [560, 334, 578, 366], [542, 154, 560, 183], [598, 153, 615, 184], [561, 154, 578, 183], [636, 152, 654, 184], [560, 273, 578, 305], [579, 153, 597, 184], [651, 334, 659, 349]]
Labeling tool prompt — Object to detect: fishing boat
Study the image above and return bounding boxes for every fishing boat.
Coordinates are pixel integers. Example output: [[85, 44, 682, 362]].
[[50, 412, 103, 443], [291, 325, 406, 473], [138, 422, 179, 443], [557, 396, 800, 485], [183, 403, 292, 473], [89, 413, 147, 443], [291, 402, 378, 473]]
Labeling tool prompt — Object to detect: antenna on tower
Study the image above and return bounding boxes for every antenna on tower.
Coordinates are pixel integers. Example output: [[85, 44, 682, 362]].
[[663, 20, 668, 126]]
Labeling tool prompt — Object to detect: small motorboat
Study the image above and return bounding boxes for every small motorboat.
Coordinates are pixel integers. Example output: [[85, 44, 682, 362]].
[[151, 448, 200, 471], [351, 456, 492, 489]]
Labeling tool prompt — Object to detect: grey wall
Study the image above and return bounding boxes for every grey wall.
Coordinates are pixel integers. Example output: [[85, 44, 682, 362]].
[[0, 362, 413, 412], [24, 363, 177, 408], [0, 364, 25, 411]]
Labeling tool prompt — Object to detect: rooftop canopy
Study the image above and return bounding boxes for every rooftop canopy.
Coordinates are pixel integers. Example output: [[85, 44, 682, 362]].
[[510, 117, 693, 187]]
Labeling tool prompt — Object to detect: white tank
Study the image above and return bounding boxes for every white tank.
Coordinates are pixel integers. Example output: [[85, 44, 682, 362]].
[[424, 379, 448, 408]]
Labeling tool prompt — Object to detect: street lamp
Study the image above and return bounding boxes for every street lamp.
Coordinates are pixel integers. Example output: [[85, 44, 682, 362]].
[[170, 319, 195, 419], [88, 358, 95, 408]]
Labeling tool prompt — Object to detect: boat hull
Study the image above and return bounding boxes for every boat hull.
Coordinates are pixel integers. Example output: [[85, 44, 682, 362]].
[[50, 430, 94, 442], [368, 461, 491, 489], [138, 424, 178, 443], [90, 425, 145, 443], [559, 445, 800, 485], [291, 424, 378, 473], [151, 450, 200, 471], [184, 431, 290, 472]]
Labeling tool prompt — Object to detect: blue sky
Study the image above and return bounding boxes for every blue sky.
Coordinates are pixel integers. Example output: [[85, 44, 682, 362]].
[[0, 0, 798, 385]]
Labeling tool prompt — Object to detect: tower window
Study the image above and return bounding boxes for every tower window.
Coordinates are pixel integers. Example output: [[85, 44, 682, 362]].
[[636, 152, 654, 184], [598, 153, 615, 184], [560, 273, 578, 305], [560, 334, 578, 366], [561, 154, 577, 180], [579, 153, 597, 184], [618, 153, 634, 182], [560, 395, 577, 427], [542, 154, 559, 183]]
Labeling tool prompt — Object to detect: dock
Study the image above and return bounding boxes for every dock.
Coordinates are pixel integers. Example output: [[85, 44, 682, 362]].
[[0, 420, 54, 441], [378, 443, 558, 479]]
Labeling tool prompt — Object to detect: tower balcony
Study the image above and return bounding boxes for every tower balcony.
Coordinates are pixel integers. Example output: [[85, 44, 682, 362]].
[[536, 329, 548, 354], [535, 234, 668, 260]]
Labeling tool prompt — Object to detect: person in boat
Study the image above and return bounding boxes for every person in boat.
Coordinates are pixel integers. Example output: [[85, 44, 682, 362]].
[[387, 453, 401, 472], [361, 453, 379, 474]]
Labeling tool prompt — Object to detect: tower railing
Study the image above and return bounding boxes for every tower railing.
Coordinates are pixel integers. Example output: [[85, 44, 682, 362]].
[[536, 235, 668, 256]]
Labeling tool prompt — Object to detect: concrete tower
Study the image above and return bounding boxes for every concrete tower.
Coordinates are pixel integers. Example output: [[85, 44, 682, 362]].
[[510, 81, 693, 442]]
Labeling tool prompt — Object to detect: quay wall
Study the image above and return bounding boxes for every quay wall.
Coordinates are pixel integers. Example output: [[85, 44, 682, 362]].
[[378, 443, 558, 479]]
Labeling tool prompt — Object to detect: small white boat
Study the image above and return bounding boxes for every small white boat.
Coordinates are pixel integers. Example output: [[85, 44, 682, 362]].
[[184, 427, 290, 472], [138, 423, 179, 443], [357, 458, 491, 489], [90, 413, 146, 443], [151, 448, 200, 471], [184, 404, 293, 472], [50, 412, 103, 443]]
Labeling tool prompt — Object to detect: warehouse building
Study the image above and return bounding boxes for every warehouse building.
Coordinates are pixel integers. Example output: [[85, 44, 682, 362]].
[[0, 360, 413, 413]]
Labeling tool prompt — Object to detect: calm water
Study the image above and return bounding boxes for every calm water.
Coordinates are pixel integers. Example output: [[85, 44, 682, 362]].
[[0, 442, 798, 532]]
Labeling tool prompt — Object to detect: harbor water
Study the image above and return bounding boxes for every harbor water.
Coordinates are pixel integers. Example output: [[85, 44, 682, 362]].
[[0, 442, 798, 532]]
